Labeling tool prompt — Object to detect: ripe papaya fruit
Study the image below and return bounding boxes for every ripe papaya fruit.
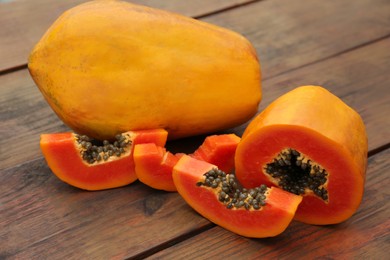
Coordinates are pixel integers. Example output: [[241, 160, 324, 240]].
[[40, 129, 168, 190], [235, 86, 367, 225], [28, 0, 261, 140]]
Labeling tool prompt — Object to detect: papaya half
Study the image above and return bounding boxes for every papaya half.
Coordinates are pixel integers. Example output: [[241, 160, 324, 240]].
[[235, 86, 368, 225], [28, 0, 261, 140], [40, 129, 168, 190], [173, 155, 302, 238], [133, 134, 240, 192]]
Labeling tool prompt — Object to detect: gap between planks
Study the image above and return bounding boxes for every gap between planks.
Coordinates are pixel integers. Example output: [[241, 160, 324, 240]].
[[192, 0, 261, 19], [368, 142, 390, 157], [128, 223, 216, 260], [262, 34, 390, 81]]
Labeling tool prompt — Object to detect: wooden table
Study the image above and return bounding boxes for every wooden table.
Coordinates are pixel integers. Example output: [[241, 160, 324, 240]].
[[1, 0, 389, 259]]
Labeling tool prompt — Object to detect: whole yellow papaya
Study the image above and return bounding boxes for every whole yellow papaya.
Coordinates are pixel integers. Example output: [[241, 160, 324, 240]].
[[28, 0, 261, 140]]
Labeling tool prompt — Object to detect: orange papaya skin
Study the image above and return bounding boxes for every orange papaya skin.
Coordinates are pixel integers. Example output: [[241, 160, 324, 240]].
[[191, 134, 241, 173], [134, 143, 179, 192], [40, 129, 168, 190], [235, 86, 368, 225], [173, 155, 302, 238]]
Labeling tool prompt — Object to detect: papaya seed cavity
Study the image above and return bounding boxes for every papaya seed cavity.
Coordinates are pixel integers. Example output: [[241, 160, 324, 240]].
[[265, 148, 329, 202], [76, 133, 132, 164], [197, 168, 268, 210]]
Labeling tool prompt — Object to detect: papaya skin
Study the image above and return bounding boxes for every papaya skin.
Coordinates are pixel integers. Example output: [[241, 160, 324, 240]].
[[173, 155, 302, 238], [235, 86, 368, 225], [28, 0, 261, 140], [40, 129, 168, 191]]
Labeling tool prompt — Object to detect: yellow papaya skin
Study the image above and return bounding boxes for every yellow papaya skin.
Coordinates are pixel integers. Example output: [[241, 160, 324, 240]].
[[28, 0, 261, 140]]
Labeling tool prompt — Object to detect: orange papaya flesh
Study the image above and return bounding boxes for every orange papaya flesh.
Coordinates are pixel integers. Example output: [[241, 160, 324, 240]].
[[191, 134, 241, 173], [235, 86, 367, 225], [173, 155, 302, 238], [134, 143, 180, 192], [40, 129, 168, 190]]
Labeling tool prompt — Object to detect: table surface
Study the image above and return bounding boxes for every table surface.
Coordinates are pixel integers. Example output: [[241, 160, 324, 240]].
[[1, 0, 389, 259]]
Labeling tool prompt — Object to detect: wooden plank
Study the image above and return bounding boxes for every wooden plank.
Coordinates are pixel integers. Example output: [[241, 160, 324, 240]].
[[133, 148, 390, 259], [2, 36, 389, 171], [202, 0, 390, 79], [0, 0, 255, 72], [0, 70, 70, 170], [0, 158, 210, 259]]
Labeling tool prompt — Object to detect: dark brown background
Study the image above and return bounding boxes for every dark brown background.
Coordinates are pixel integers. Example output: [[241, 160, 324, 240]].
[[1, 0, 389, 259]]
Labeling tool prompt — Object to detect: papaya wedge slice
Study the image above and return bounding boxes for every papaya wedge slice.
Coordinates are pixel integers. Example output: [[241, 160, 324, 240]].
[[40, 129, 168, 190], [173, 155, 302, 238]]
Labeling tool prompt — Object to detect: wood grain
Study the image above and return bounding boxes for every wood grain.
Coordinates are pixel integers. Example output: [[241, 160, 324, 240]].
[[0, 70, 70, 170], [142, 149, 390, 259], [202, 0, 390, 79], [0, 0, 256, 73], [0, 158, 210, 259]]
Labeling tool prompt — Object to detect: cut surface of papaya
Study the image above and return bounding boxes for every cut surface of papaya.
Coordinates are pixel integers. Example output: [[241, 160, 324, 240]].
[[235, 86, 367, 225], [134, 143, 180, 192], [173, 155, 302, 238], [192, 134, 241, 173], [40, 129, 168, 190]]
